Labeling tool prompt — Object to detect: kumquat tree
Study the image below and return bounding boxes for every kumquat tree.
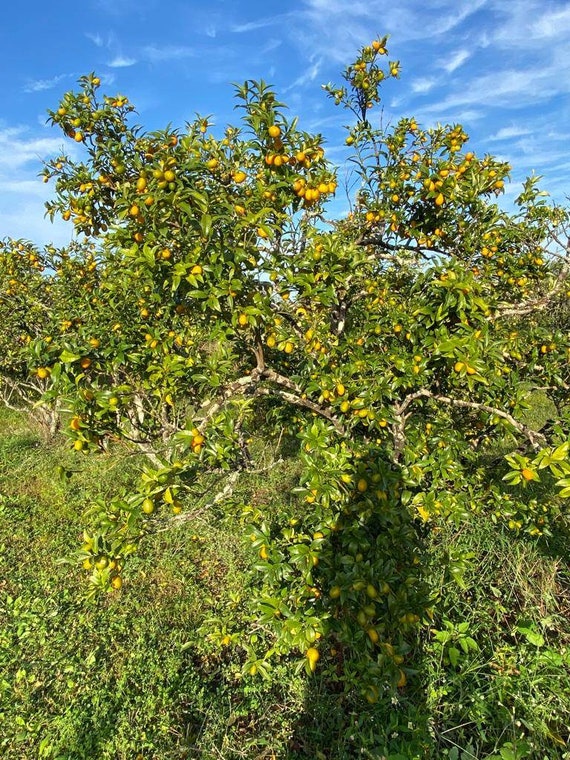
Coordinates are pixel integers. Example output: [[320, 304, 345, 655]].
[[2, 35, 570, 701]]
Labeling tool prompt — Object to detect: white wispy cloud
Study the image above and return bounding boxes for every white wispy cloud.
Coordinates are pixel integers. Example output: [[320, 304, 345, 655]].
[[534, 4, 570, 39], [435, 0, 488, 36], [0, 127, 78, 245], [24, 75, 69, 94], [489, 125, 532, 141], [108, 55, 137, 68], [86, 31, 104, 47], [260, 38, 282, 55], [441, 49, 470, 73], [411, 77, 437, 94], [417, 63, 567, 115], [490, 0, 570, 46], [0, 127, 72, 171], [299, 0, 488, 54], [143, 45, 196, 62], [232, 13, 291, 33], [285, 58, 322, 93]]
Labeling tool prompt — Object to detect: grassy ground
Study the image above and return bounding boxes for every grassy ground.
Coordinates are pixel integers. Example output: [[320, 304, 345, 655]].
[[1, 406, 569, 759]]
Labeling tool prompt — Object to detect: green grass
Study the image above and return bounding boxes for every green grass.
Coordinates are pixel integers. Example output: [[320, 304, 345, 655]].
[[1, 407, 569, 759]]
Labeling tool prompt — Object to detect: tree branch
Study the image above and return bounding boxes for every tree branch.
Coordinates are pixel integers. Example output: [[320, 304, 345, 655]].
[[492, 268, 569, 320], [391, 388, 546, 461]]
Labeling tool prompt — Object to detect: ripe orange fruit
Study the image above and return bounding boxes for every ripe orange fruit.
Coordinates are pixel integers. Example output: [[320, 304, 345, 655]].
[[80, 358, 92, 369], [521, 468, 535, 481], [238, 313, 248, 327], [268, 125, 281, 138], [36, 367, 50, 379], [69, 416, 81, 431], [233, 170, 247, 183], [111, 575, 123, 590]]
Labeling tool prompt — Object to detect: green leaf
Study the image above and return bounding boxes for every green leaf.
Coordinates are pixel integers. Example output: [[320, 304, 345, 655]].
[[200, 213, 212, 239], [448, 646, 460, 667], [516, 622, 544, 647], [59, 349, 81, 363]]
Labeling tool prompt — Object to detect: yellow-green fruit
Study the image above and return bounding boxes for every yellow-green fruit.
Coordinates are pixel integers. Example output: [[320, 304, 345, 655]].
[[365, 684, 379, 704], [111, 575, 123, 590], [306, 647, 320, 671], [367, 627, 379, 644], [142, 498, 155, 514], [357, 610, 368, 626]]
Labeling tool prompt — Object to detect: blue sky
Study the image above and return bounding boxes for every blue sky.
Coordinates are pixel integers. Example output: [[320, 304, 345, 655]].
[[1, 0, 569, 246]]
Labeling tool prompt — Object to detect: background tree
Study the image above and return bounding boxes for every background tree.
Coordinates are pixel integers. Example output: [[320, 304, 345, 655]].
[[2, 38, 569, 695]]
